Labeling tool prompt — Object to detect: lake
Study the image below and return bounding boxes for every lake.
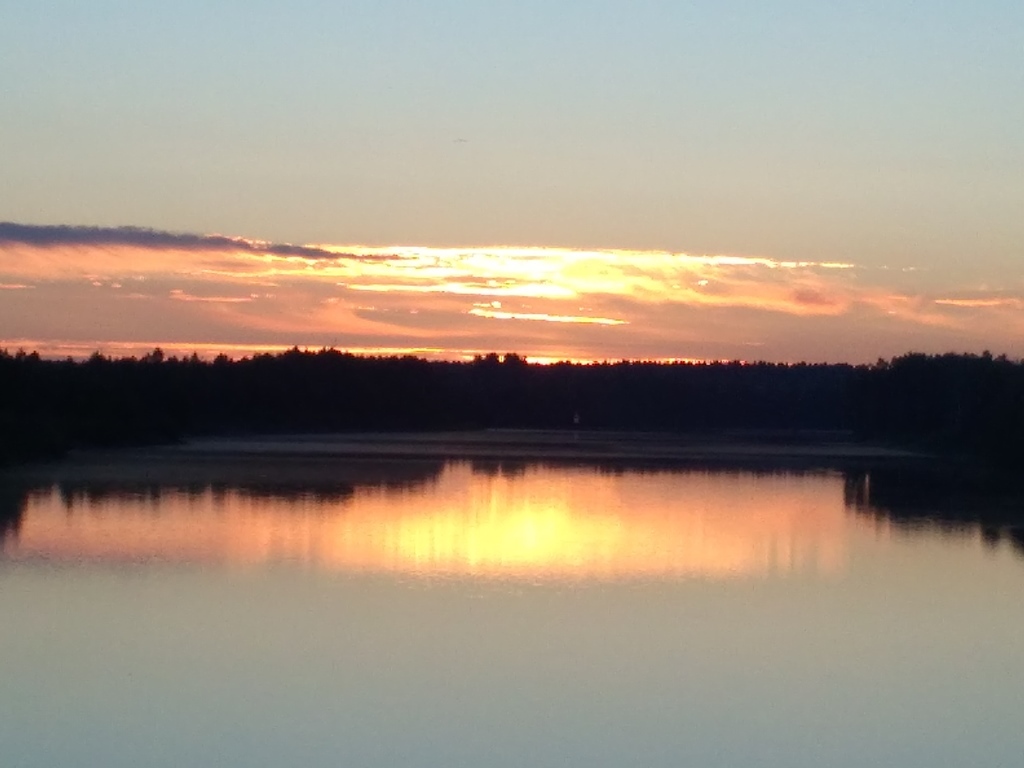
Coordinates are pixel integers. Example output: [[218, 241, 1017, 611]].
[[1, 452, 1022, 767]]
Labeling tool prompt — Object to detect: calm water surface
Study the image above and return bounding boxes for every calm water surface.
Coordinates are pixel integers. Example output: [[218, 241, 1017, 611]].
[[1, 458, 1022, 767]]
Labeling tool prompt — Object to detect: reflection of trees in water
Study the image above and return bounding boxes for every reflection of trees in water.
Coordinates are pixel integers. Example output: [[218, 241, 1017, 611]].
[[469, 457, 837, 481], [0, 459, 447, 534], [469, 459, 529, 477], [0, 484, 26, 543], [17, 459, 1023, 562], [52, 481, 360, 507], [845, 467, 1024, 557]]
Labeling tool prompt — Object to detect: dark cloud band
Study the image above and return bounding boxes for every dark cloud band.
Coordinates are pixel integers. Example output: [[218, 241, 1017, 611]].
[[0, 222, 373, 261]]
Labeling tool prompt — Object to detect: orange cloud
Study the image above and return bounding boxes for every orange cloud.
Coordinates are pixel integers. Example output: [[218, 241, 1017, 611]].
[[934, 297, 1024, 309]]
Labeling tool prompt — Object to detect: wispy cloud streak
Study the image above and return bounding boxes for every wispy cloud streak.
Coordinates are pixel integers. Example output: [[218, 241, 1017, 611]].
[[468, 308, 627, 325], [0, 222, 375, 262], [169, 289, 255, 304]]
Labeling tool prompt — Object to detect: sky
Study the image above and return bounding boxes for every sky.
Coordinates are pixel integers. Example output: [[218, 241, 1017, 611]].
[[2, 0, 1022, 362]]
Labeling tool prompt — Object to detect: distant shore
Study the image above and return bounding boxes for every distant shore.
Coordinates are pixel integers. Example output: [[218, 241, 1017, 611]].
[[167, 429, 928, 466], [0, 429, 935, 496]]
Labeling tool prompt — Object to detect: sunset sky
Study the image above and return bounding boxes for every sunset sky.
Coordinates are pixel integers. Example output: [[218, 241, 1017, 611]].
[[2, 1, 1022, 362]]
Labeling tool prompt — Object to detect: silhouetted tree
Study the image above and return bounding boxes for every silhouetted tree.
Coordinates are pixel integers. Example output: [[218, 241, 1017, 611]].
[[1, 348, 1020, 468]]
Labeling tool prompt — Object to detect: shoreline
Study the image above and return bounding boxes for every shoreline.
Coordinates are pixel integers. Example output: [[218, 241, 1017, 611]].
[[2, 431, 937, 487], [171, 429, 928, 464]]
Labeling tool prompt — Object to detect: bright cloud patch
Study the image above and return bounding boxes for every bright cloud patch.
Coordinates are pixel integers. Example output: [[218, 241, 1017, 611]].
[[468, 307, 628, 325]]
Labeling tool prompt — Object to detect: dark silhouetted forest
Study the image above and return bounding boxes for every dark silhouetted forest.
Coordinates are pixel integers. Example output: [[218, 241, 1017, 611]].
[[1, 348, 1022, 467], [851, 352, 1024, 465]]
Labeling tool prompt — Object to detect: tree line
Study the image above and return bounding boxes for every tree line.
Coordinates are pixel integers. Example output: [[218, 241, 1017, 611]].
[[1, 348, 1021, 467]]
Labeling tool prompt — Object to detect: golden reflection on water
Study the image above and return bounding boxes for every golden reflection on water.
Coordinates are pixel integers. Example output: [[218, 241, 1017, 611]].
[[5, 463, 854, 580]]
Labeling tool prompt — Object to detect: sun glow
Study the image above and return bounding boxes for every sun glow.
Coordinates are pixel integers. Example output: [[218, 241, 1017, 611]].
[[5, 463, 854, 580]]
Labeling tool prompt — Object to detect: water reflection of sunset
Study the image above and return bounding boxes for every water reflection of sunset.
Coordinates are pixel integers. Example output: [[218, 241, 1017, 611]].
[[4, 464, 852, 580]]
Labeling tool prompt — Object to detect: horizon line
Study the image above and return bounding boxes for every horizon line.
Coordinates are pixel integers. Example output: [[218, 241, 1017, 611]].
[[2, 340, 1018, 368]]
